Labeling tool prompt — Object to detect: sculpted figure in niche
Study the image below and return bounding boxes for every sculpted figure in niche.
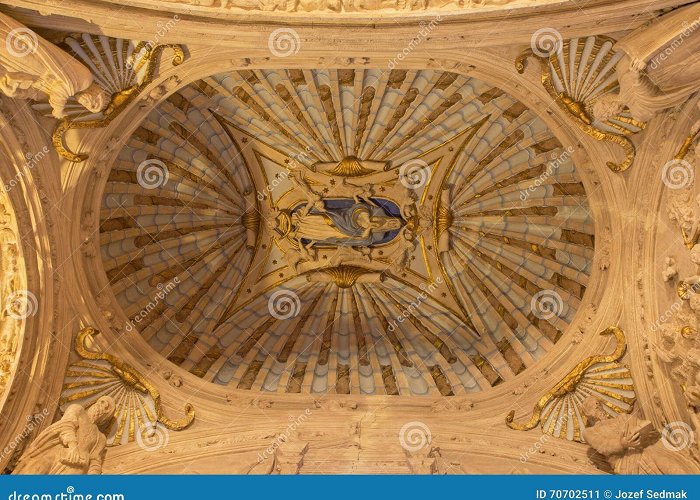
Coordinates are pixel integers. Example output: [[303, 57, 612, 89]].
[[590, 57, 677, 123], [13, 396, 115, 475], [0, 12, 105, 118], [581, 397, 698, 474]]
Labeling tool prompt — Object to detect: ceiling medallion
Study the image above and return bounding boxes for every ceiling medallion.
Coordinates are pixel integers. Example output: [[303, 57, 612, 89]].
[[99, 68, 595, 396], [269, 158, 418, 280]]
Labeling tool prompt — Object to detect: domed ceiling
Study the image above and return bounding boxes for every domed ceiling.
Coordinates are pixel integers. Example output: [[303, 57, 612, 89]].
[[99, 68, 594, 396]]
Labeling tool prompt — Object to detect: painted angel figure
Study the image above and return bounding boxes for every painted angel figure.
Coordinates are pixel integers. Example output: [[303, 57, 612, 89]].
[[291, 201, 402, 248], [341, 178, 375, 206], [288, 171, 324, 217], [391, 226, 418, 273]]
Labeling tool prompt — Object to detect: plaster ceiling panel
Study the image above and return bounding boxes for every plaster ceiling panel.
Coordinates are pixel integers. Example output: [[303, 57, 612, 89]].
[[98, 68, 595, 396]]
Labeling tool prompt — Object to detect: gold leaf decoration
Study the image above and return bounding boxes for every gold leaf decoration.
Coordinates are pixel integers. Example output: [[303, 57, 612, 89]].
[[43, 35, 185, 162], [60, 327, 194, 446], [308, 265, 382, 288], [319, 156, 377, 177], [505, 326, 635, 442], [516, 36, 645, 173], [673, 128, 700, 162]]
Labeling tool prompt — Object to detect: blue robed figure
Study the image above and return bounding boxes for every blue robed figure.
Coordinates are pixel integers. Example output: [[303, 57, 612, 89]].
[[291, 199, 403, 247]]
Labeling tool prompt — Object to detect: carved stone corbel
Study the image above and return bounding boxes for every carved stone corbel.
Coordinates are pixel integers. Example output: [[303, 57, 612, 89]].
[[0, 12, 105, 119]]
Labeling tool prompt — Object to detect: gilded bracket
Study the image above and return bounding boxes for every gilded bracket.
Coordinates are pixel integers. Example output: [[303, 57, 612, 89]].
[[505, 326, 636, 442], [516, 44, 645, 173], [305, 265, 384, 288], [61, 327, 195, 445], [53, 43, 185, 163], [673, 128, 700, 162]]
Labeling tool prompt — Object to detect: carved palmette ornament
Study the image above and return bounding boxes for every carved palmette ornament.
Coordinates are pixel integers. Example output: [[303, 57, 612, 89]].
[[60, 327, 194, 446], [34, 35, 146, 120], [516, 36, 645, 172], [506, 327, 635, 442], [33, 34, 185, 162]]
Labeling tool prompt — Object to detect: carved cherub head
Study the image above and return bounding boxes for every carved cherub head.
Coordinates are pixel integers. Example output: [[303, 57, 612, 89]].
[[581, 397, 609, 425], [590, 93, 624, 123], [87, 395, 116, 426], [75, 83, 107, 114]]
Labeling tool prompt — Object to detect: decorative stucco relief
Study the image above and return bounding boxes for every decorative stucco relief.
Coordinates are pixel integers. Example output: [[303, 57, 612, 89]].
[[0, 191, 22, 404], [506, 327, 635, 443], [0, 12, 104, 118], [103, 0, 552, 13], [60, 327, 195, 447]]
